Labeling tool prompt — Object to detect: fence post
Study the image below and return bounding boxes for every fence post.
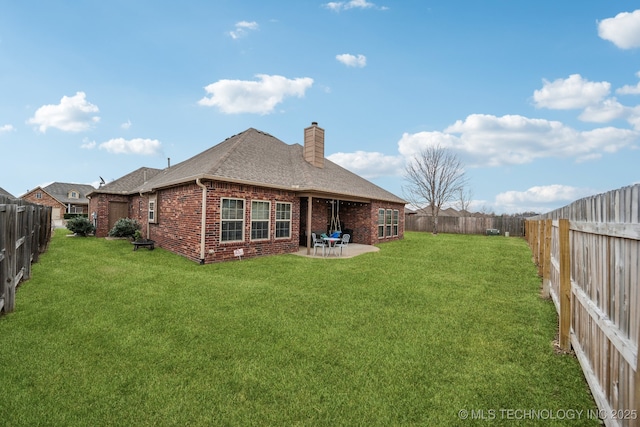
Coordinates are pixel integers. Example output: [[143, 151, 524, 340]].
[[541, 219, 552, 298], [536, 219, 545, 277], [559, 218, 571, 351], [0, 205, 5, 313], [635, 315, 640, 427], [3, 204, 17, 313]]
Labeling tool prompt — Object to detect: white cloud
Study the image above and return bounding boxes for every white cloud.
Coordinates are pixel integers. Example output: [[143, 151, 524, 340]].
[[328, 151, 404, 179], [533, 74, 610, 110], [578, 98, 627, 123], [229, 21, 259, 39], [80, 138, 96, 149], [121, 119, 132, 130], [398, 114, 639, 167], [0, 124, 15, 134], [26, 92, 100, 133], [626, 105, 640, 130], [617, 84, 640, 95], [616, 71, 640, 95], [397, 130, 460, 159], [494, 185, 597, 213], [98, 138, 162, 155], [598, 10, 640, 49], [531, 73, 640, 128], [198, 74, 314, 114], [324, 0, 387, 11], [336, 53, 367, 68]]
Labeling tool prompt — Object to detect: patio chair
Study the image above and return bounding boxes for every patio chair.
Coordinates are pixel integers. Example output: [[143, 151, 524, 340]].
[[336, 234, 350, 256], [312, 232, 326, 256]]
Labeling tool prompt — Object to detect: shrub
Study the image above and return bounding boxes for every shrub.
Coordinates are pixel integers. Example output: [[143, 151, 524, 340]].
[[66, 216, 95, 237], [63, 213, 88, 220], [108, 218, 141, 239]]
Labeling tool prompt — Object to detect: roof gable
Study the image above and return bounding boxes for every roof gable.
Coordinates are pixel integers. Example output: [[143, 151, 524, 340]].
[[0, 186, 16, 199], [21, 182, 95, 205], [89, 167, 163, 196], [43, 182, 96, 203]]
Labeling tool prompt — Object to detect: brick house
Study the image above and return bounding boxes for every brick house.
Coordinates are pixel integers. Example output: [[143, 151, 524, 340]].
[[88, 123, 406, 264], [22, 182, 96, 227]]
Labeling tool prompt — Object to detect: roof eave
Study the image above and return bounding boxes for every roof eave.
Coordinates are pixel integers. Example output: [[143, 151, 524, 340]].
[[138, 174, 406, 204]]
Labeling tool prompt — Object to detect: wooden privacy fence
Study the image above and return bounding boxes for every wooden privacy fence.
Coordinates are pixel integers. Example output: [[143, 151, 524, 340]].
[[405, 214, 525, 236], [0, 195, 52, 315], [527, 183, 640, 427]]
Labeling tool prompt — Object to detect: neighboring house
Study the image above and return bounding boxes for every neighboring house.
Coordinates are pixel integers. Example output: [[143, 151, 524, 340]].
[[22, 182, 96, 227], [414, 207, 490, 217], [0, 187, 16, 199], [88, 123, 406, 264]]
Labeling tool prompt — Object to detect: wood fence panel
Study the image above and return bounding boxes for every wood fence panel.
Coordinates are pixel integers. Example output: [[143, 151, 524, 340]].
[[405, 214, 526, 236], [0, 196, 52, 315], [528, 183, 640, 427]]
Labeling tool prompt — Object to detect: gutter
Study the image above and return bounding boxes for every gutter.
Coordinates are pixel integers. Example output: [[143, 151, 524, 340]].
[[195, 178, 207, 264]]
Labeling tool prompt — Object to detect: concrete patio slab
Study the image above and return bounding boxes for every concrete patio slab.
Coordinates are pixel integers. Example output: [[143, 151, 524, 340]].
[[293, 243, 379, 259]]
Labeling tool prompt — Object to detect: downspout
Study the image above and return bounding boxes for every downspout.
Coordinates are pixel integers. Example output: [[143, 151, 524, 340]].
[[140, 192, 149, 239], [195, 178, 207, 264]]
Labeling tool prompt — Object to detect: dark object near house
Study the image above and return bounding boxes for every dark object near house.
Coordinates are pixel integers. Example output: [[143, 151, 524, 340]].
[[132, 239, 155, 250], [486, 228, 500, 236]]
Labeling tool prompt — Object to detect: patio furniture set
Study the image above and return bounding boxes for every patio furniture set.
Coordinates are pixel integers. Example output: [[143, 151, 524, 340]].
[[311, 232, 351, 257]]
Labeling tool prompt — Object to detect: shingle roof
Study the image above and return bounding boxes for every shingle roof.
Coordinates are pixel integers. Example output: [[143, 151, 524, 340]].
[[0, 187, 16, 199], [88, 167, 163, 196], [94, 128, 405, 204], [42, 182, 96, 204], [441, 208, 461, 217]]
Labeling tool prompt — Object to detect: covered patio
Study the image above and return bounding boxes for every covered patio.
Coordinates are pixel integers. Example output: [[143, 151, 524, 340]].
[[298, 195, 373, 255]]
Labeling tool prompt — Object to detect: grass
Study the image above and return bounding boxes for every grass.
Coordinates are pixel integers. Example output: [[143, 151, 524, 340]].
[[0, 230, 598, 426]]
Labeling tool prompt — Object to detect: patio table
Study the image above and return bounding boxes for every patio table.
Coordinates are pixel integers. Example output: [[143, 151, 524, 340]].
[[322, 237, 341, 256]]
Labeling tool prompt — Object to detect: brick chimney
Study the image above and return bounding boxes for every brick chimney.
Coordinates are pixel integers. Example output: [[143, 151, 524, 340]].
[[304, 122, 324, 168]]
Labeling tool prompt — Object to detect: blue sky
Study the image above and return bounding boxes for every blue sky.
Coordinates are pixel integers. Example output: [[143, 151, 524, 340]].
[[1, 1, 639, 213]]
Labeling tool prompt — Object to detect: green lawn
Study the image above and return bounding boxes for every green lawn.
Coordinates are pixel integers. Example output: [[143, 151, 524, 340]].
[[0, 230, 598, 426]]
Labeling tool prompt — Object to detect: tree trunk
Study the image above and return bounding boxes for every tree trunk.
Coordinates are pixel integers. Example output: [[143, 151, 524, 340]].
[[430, 202, 439, 235]]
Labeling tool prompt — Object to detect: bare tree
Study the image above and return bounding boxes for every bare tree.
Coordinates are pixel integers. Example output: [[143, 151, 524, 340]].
[[403, 145, 468, 234], [456, 187, 474, 212]]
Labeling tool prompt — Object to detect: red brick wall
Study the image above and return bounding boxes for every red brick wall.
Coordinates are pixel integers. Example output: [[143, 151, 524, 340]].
[[144, 181, 300, 263], [22, 190, 65, 212], [148, 184, 202, 262], [367, 202, 405, 245], [89, 183, 404, 263], [89, 194, 132, 237]]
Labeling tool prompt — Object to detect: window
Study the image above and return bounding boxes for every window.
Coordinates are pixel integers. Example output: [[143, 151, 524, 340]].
[[68, 191, 79, 199], [221, 198, 244, 242], [386, 209, 392, 237], [393, 209, 399, 236], [251, 201, 270, 240], [275, 202, 291, 238], [148, 194, 157, 223], [378, 209, 385, 238]]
